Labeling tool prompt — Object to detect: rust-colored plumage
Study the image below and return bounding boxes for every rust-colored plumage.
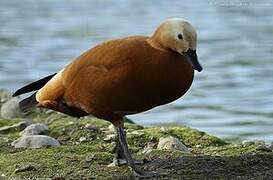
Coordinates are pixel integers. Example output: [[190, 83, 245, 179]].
[[13, 18, 202, 176], [37, 36, 194, 124]]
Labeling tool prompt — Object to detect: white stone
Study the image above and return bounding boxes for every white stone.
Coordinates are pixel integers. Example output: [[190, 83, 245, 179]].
[[254, 140, 266, 146], [20, 123, 48, 136], [268, 142, 273, 150], [0, 89, 11, 105], [12, 135, 60, 149], [157, 136, 190, 153], [102, 124, 116, 136], [79, 137, 87, 143], [108, 124, 116, 134], [1, 97, 24, 119], [67, 121, 74, 125], [128, 130, 144, 136], [143, 143, 154, 154], [103, 134, 116, 141], [242, 139, 267, 147], [242, 140, 255, 146]]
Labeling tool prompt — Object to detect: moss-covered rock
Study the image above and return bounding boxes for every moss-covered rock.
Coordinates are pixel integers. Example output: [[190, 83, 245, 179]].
[[1, 112, 273, 179]]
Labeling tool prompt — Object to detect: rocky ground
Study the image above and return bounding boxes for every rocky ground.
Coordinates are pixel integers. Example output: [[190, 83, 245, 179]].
[[1, 89, 273, 179]]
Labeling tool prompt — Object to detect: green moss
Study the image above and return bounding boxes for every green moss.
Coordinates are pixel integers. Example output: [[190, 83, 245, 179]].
[[0, 143, 130, 179], [140, 149, 190, 160], [203, 144, 258, 156], [43, 114, 143, 146], [1, 112, 273, 179], [0, 119, 22, 153], [127, 126, 226, 149], [124, 122, 144, 131], [0, 118, 21, 127]]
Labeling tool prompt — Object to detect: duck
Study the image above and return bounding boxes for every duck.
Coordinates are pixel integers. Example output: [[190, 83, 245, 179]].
[[13, 18, 203, 176]]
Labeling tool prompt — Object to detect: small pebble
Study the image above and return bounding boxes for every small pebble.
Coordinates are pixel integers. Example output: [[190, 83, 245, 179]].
[[14, 164, 36, 173], [254, 140, 266, 146], [20, 123, 48, 136], [103, 134, 116, 142], [102, 124, 116, 135], [268, 142, 273, 150], [12, 135, 60, 149], [0, 89, 11, 106], [79, 137, 87, 143], [242, 140, 255, 147], [242, 139, 267, 147], [195, 144, 202, 148], [256, 145, 272, 152], [85, 124, 98, 132], [67, 121, 74, 125], [1, 97, 24, 119], [127, 130, 144, 136], [157, 136, 190, 153], [81, 162, 91, 169], [143, 143, 155, 154]]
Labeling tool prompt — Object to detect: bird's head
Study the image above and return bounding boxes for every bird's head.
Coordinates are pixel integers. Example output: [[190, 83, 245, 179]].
[[150, 18, 203, 72]]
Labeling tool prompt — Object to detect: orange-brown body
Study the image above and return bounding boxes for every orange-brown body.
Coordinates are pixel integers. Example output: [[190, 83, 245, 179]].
[[14, 19, 202, 175], [36, 36, 194, 124]]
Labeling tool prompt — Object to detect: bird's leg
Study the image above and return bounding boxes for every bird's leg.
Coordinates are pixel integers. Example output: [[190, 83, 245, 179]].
[[115, 126, 148, 177], [108, 118, 157, 177], [116, 127, 138, 172], [109, 133, 127, 166], [110, 129, 142, 166]]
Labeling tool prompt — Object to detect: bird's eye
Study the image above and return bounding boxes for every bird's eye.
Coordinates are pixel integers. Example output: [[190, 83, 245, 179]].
[[177, 34, 183, 40]]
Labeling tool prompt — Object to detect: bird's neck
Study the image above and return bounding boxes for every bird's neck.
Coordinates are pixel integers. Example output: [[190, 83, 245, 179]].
[[146, 38, 168, 52]]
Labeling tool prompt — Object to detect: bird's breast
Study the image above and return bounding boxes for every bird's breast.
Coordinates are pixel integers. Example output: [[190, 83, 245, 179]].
[[134, 56, 194, 108], [106, 49, 195, 114]]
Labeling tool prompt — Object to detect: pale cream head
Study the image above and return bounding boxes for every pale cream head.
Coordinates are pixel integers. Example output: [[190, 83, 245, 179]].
[[149, 18, 203, 72], [151, 18, 197, 54]]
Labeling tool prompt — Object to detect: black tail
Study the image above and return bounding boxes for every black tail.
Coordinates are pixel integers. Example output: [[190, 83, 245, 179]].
[[19, 92, 39, 112], [12, 73, 56, 97]]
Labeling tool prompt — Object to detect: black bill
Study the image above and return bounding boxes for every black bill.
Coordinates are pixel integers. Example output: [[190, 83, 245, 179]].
[[184, 49, 203, 72]]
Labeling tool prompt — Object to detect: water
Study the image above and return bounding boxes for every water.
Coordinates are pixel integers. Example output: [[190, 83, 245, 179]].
[[0, 0, 273, 142]]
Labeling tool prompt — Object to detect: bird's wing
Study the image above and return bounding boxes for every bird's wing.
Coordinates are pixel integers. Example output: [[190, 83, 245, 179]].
[[36, 36, 147, 105]]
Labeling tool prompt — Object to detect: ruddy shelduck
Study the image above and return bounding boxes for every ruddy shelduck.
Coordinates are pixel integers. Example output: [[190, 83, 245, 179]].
[[13, 18, 203, 176]]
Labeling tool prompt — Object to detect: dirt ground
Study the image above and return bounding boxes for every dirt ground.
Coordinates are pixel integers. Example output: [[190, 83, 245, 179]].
[[136, 153, 273, 180]]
